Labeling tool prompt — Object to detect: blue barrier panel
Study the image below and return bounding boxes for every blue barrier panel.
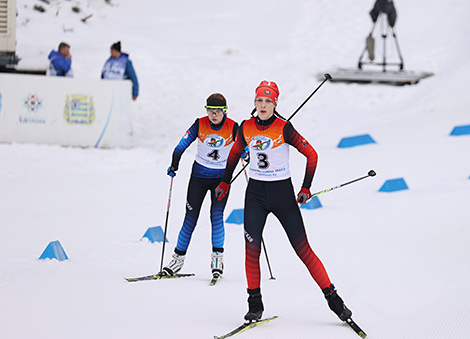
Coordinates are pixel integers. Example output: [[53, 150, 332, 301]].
[[338, 134, 376, 148], [142, 226, 169, 243], [379, 178, 408, 192], [300, 196, 323, 210], [450, 125, 470, 136], [39, 240, 69, 261], [226, 209, 244, 224]]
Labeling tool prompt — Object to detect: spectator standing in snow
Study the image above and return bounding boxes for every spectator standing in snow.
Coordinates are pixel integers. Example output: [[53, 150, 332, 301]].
[[101, 41, 139, 100], [48, 42, 73, 77], [162, 94, 245, 280], [215, 81, 353, 323]]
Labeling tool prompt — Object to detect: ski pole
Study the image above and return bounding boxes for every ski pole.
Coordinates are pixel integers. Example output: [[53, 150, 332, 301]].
[[230, 160, 248, 184], [261, 238, 276, 280], [287, 73, 332, 121], [159, 176, 174, 273], [309, 170, 376, 200], [241, 159, 276, 280], [230, 74, 332, 184]]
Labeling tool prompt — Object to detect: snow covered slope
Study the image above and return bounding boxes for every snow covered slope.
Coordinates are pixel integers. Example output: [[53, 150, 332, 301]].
[[1, 0, 470, 338]]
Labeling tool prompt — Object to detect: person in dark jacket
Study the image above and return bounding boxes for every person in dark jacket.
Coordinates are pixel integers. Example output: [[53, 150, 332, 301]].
[[369, 0, 397, 27], [101, 41, 139, 100], [48, 42, 73, 77]]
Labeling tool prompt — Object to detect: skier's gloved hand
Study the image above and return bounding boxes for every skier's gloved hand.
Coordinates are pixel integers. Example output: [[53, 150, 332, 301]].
[[167, 165, 177, 178], [215, 181, 230, 201], [241, 146, 250, 162], [297, 187, 312, 205]]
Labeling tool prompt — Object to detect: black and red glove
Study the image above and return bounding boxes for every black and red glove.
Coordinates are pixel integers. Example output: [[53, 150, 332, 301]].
[[215, 181, 230, 201], [297, 187, 312, 205]]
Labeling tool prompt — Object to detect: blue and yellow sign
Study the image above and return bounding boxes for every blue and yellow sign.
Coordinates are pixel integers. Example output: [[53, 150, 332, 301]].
[[64, 94, 95, 125]]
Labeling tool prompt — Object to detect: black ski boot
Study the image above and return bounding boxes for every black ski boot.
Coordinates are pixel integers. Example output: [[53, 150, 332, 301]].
[[322, 284, 352, 321], [244, 288, 264, 322]]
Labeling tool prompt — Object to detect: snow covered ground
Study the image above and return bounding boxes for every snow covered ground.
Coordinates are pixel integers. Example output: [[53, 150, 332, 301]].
[[1, 0, 470, 338]]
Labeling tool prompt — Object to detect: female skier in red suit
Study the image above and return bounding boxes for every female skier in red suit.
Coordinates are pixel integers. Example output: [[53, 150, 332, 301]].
[[215, 81, 352, 323]]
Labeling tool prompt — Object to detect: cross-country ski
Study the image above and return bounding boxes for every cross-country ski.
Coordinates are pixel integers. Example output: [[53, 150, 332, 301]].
[[214, 316, 278, 339], [345, 318, 367, 338], [124, 272, 195, 282]]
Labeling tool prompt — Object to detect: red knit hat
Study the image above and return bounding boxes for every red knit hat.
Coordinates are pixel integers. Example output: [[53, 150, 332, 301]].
[[255, 81, 280, 106]]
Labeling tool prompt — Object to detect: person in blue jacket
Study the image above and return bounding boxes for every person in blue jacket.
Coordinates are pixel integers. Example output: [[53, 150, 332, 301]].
[[48, 42, 73, 77], [101, 41, 139, 100]]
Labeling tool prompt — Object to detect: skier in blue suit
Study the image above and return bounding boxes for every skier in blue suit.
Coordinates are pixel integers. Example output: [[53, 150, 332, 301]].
[[101, 41, 139, 100], [162, 93, 245, 280]]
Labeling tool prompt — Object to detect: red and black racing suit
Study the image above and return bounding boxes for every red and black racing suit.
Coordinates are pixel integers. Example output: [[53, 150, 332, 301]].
[[221, 114, 332, 293]]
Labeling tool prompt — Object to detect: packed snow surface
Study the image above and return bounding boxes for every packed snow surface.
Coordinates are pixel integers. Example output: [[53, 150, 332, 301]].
[[1, 0, 470, 338]]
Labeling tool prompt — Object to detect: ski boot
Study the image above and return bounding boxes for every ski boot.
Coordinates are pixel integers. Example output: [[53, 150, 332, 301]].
[[244, 288, 264, 322], [211, 248, 224, 277], [162, 251, 185, 276], [322, 284, 352, 321]]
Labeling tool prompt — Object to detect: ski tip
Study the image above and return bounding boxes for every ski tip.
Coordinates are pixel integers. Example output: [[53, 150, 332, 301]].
[[346, 317, 367, 338], [209, 273, 222, 286], [353, 329, 367, 339]]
